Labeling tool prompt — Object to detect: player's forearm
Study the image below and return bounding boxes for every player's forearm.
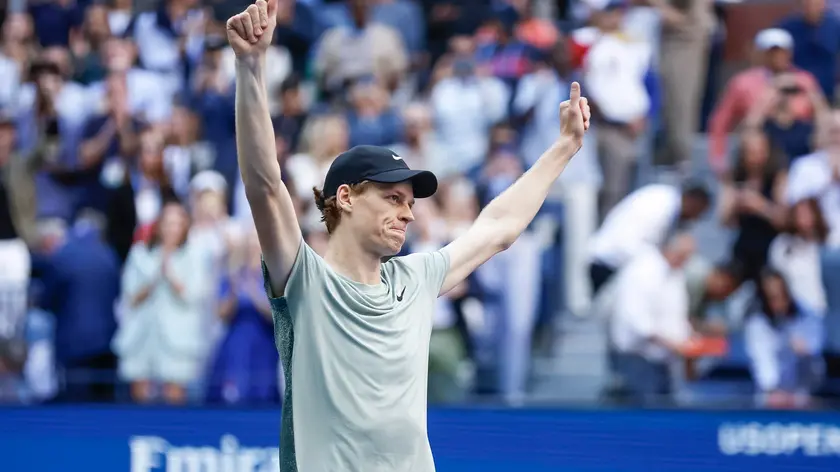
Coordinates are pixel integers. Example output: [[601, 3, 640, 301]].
[[477, 137, 579, 247], [235, 55, 281, 193]]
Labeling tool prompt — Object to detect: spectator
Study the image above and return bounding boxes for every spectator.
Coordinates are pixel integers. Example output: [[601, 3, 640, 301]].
[[0, 107, 31, 367], [769, 198, 829, 316], [314, 0, 408, 97], [131, 128, 178, 237], [21, 292, 58, 403], [652, 0, 714, 171], [412, 198, 471, 404], [271, 74, 308, 154], [708, 29, 822, 175], [70, 2, 112, 85], [345, 78, 404, 148], [272, 0, 321, 76], [474, 150, 542, 403], [0, 108, 50, 248], [113, 200, 210, 404], [588, 182, 711, 297], [581, 0, 655, 218], [435, 177, 483, 398], [0, 335, 26, 402], [89, 37, 172, 125], [373, 0, 427, 59], [743, 72, 829, 165], [788, 111, 840, 353], [285, 113, 348, 230], [17, 57, 91, 221], [683, 259, 741, 336], [122, 0, 205, 99], [163, 104, 203, 199], [31, 212, 120, 402], [717, 130, 788, 284], [511, 0, 559, 51], [745, 268, 824, 408], [787, 110, 840, 238], [430, 41, 508, 177], [778, 0, 840, 102], [422, 0, 491, 64], [28, 0, 83, 48], [206, 226, 279, 405], [0, 12, 33, 109], [188, 170, 239, 352], [78, 70, 141, 212], [607, 232, 697, 405], [390, 101, 445, 175], [190, 35, 237, 191], [107, 0, 134, 37], [474, 10, 537, 91]]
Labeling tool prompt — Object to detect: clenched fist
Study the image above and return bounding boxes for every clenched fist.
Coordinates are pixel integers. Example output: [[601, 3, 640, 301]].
[[226, 0, 277, 58], [559, 81, 591, 147]]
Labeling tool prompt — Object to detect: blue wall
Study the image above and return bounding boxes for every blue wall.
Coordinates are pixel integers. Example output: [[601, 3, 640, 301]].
[[2, 406, 840, 471]]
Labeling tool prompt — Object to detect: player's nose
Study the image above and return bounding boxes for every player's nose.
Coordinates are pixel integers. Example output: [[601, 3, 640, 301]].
[[400, 206, 415, 223]]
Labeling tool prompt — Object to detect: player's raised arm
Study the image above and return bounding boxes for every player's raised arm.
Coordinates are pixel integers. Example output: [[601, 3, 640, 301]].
[[439, 82, 591, 296], [228, 0, 301, 295]]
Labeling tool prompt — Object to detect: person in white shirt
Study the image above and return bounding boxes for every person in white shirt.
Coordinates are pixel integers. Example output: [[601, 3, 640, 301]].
[[582, 0, 655, 218], [745, 268, 824, 408], [786, 111, 840, 244], [608, 231, 697, 404], [588, 182, 711, 297], [768, 198, 828, 316], [787, 111, 840, 352]]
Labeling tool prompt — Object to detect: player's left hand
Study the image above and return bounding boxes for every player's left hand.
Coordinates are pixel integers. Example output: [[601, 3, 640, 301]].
[[559, 81, 590, 146]]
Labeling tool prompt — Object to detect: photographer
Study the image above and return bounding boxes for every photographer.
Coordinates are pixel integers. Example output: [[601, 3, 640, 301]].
[[708, 28, 822, 176], [744, 72, 831, 165]]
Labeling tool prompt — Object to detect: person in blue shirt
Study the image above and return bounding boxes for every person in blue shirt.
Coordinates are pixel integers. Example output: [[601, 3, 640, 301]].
[[31, 210, 120, 403], [206, 228, 280, 405], [778, 0, 840, 100], [745, 268, 825, 408]]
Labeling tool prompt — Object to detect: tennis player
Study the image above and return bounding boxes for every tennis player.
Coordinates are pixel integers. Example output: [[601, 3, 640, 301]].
[[227, 1, 590, 470]]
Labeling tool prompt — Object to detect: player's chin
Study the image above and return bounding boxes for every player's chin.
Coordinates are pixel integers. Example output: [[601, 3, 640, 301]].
[[382, 232, 406, 255]]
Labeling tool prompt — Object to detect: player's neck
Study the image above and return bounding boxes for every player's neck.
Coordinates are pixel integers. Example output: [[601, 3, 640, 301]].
[[323, 237, 382, 286]]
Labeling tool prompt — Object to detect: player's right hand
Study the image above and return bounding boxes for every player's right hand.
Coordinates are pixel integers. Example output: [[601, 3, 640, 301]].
[[226, 0, 277, 58]]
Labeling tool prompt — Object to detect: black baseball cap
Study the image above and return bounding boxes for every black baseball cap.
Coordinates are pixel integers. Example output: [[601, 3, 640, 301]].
[[323, 145, 438, 198]]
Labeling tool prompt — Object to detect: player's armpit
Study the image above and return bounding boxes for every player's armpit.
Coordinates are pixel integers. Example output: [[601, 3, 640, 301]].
[[439, 218, 506, 296], [245, 181, 302, 297]]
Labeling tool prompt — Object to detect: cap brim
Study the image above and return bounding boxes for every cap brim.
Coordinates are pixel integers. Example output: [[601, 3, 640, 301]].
[[367, 168, 438, 198]]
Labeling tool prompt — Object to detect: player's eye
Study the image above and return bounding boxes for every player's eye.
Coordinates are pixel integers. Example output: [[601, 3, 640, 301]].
[[388, 195, 400, 203]]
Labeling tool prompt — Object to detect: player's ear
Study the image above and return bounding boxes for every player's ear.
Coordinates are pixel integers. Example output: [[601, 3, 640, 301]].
[[336, 184, 353, 213]]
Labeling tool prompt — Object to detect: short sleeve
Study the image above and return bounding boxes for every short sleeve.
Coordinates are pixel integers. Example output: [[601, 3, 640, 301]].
[[398, 250, 451, 298], [261, 240, 325, 316]]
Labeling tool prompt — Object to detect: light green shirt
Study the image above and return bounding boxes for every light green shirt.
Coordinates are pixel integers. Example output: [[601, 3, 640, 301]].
[[263, 241, 450, 472]]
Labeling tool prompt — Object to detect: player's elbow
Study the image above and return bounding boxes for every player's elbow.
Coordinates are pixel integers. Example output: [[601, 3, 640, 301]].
[[243, 178, 284, 203], [494, 232, 517, 253]]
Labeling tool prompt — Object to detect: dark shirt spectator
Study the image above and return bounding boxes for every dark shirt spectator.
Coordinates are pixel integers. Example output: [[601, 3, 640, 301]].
[[779, 8, 840, 99], [32, 218, 120, 402]]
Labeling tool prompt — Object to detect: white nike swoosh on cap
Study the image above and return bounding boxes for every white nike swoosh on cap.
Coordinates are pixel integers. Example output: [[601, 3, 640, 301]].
[[392, 153, 402, 160]]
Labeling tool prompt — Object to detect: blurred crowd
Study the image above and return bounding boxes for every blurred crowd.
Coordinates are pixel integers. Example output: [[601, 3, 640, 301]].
[[0, 0, 839, 410]]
